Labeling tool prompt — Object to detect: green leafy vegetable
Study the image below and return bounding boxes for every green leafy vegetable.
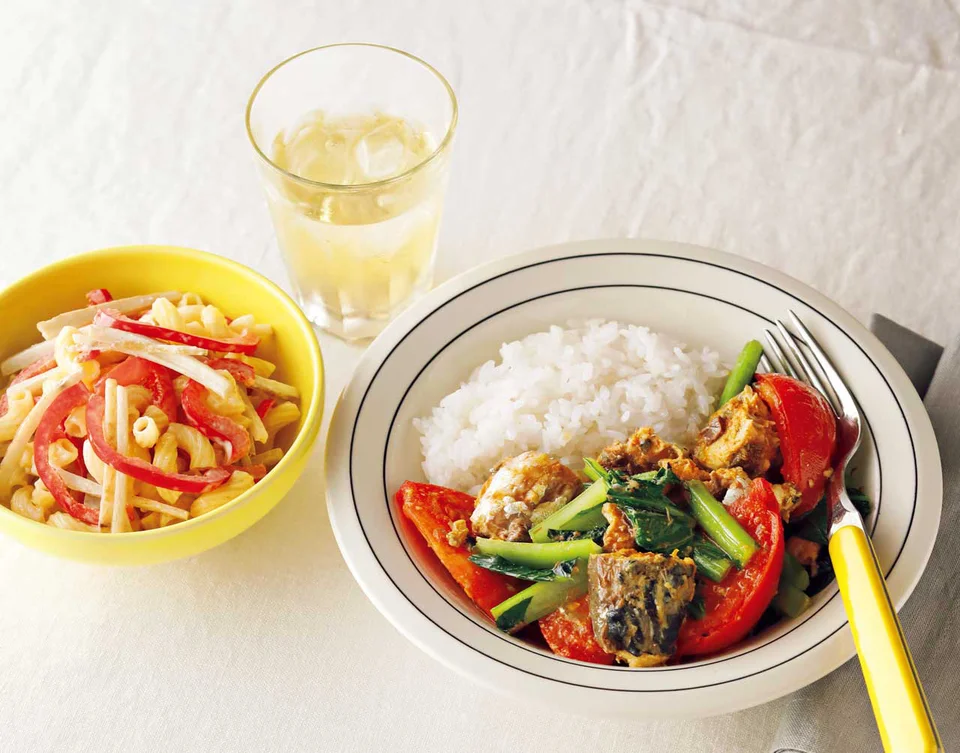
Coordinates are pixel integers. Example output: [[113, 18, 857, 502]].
[[469, 554, 578, 582], [848, 487, 872, 518], [791, 487, 872, 547], [690, 537, 733, 582], [792, 500, 829, 546], [688, 591, 706, 620], [546, 526, 606, 544], [607, 465, 679, 491], [620, 506, 695, 552], [606, 490, 691, 521]]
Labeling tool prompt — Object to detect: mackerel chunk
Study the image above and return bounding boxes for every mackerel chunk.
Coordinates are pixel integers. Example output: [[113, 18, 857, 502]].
[[588, 551, 697, 667]]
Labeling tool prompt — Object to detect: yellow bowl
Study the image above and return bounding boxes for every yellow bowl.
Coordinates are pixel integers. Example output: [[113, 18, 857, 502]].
[[0, 245, 324, 565]]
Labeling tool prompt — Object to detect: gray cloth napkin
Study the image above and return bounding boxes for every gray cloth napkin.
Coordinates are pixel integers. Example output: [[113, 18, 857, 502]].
[[772, 320, 957, 752]]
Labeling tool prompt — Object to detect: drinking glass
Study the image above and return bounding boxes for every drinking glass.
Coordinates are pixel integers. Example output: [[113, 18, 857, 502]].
[[246, 44, 457, 341]]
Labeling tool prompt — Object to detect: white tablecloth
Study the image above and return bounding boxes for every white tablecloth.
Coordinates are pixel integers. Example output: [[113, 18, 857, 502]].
[[1, 1, 958, 751]]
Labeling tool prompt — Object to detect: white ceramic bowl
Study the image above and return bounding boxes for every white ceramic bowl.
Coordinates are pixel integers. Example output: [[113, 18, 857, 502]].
[[325, 239, 941, 718]]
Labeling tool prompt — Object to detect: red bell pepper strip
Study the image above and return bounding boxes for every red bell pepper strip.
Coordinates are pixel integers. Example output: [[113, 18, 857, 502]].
[[86, 288, 113, 305], [86, 393, 231, 493], [180, 380, 251, 463], [35, 382, 100, 525], [205, 358, 255, 387], [540, 596, 615, 665], [0, 357, 57, 417], [397, 481, 523, 615], [96, 356, 178, 422], [755, 373, 837, 518], [255, 398, 275, 419], [93, 309, 259, 355], [677, 478, 784, 657]]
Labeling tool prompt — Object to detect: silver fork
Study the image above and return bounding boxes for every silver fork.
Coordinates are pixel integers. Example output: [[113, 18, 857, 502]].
[[763, 312, 941, 753]]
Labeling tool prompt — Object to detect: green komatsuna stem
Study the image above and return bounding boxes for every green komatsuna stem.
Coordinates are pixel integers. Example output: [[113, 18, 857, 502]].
[[685, 480, 758, 567], [781, 551, 810, 590], [719, 339, 765, 405], [473, 537, 601, 569], [529, 478, 608, 542], [773, 582, 811, 618]]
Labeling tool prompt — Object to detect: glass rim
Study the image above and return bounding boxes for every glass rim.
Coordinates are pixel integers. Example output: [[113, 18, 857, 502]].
[[245, 43, 458, 192]]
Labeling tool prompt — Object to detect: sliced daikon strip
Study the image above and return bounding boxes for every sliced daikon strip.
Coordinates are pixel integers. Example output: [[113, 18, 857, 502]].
[[240, 391, 268, 444], [0, 370, 83, 498], [11, 366, 67, 395], [1, 339, 55, 376], [37, 291, 180, 340], [131, 496, 189, 520], [252, 376, 300, 400], [57, 468, 104, 496], [77, 326, 208, 357], [111, 385, 132, 533]]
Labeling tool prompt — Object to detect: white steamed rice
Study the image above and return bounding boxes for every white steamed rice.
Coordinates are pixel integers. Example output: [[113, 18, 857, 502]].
[[414, 320, 728, 492]]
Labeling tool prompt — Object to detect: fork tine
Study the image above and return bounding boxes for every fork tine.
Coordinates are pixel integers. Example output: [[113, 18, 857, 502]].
[[775, 320, 820, 388], [775, 320, 841, 415], [788, 311, 859, 418], [759, 354, 774, 374], [763, 330, 796, 378]]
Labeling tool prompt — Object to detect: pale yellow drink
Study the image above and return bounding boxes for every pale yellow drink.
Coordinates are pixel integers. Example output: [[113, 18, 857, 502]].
[[246, 45, 457, 340], [264, 111, 447, 340]]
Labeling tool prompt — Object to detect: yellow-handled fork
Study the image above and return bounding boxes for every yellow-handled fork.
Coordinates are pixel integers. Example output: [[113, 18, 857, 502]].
[[763, 312, 942, 753]]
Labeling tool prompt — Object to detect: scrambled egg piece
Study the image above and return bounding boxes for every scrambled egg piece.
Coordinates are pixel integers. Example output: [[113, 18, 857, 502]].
[[470, 451, 580, 541]]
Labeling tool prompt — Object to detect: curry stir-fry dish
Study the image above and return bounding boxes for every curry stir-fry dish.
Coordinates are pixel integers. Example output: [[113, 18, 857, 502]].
[[398, 338, 869, 666]]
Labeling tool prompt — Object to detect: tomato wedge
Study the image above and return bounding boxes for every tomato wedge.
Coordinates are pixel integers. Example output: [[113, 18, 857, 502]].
[[35, 382, 100, 525], [96, 356, 178, 422], [540, 596, 615, 665], [677, 478, 784, 656], [94, 309, 259, 355], [86, 393, 231, 493], [397, 482, 523, 614], [755, 373, 837, 518]]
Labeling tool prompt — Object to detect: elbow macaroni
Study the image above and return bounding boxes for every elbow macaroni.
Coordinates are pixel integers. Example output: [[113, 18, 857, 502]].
[[262, 402, 301, 442], [166, 423, 216, 468], [205, 373, 246, 417], [0, 388, 34, 442], [153, 423, 216, 504], [177, 292, 203, 307], [143, 405, 170, 434], [201, 306, 230, 338], [132, 416, 160, 449], [190, 471, 254, 517], [47, 438, 79, 469], [64, 404, 87, 438], [11, 486, 44, 522], [151, 297, 186, 331]]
